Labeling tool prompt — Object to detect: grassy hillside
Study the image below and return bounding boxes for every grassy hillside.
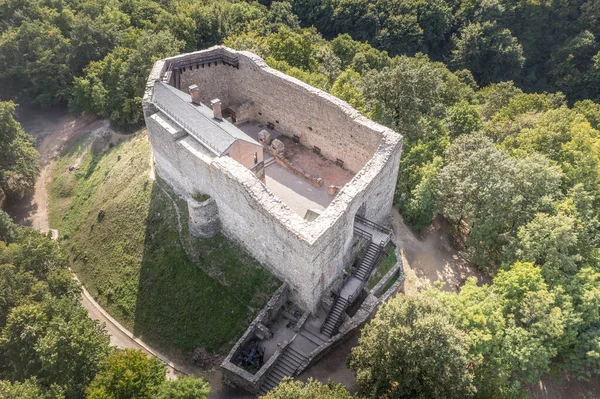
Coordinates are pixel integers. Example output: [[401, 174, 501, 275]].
[[48, 131, 280, 358]]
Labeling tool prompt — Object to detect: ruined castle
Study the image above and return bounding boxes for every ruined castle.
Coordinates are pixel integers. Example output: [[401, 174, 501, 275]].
[[142, 46, 402, 312]]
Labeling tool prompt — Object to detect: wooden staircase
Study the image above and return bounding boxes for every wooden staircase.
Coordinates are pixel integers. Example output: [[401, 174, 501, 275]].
[[320, 296, 349, 337]]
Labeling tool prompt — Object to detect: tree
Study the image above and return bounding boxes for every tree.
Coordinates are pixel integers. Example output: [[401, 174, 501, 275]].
[[331, 69, 365, 112], [563, 267, 600, 378], [6, 228, 68, 280], [450, 22, 525, 86], [35, 298, 111, 399], [349, 295, 476, 399], [362, 56, 445, 134], [70, 30, 184, 127], [0, 102, 39, 200], [155, 376, 210, 399], [0, 210, 18, 244], [0, 264, 37, 328], [86, 349, 165, 399], [436, 133, 562, 269], [267, 27, 318, 71], [444, 100, 482, 138], [400, 157, 442, 230], [262, 378, 358, 399], [0, 21, 72, 106], [0, 378, 46, 399], [476, 81, 523, 121], [0, 298, 110, 399], [516, 212, 582, 282]]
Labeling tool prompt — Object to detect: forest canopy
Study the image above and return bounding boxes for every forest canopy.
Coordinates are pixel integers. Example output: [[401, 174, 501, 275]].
[[1, 0, 600, 398]]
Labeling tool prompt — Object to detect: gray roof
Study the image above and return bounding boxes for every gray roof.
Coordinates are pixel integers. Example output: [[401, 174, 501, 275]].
[[151, 81, 259, 155]]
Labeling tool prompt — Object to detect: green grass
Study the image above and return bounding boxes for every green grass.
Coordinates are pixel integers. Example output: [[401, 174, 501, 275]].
[[367, 245, 398, 290], [49, 132, 280, 357]]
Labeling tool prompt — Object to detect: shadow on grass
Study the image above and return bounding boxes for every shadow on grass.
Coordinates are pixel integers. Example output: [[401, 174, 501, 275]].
[[132, 182, 280, 359]]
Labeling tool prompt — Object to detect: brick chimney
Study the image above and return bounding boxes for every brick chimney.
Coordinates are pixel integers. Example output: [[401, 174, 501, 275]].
[[189, 85, 200, 105], [211, 99, 223, 120]]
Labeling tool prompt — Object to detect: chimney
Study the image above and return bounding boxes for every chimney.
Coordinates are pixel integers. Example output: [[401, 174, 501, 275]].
[[211, 99, 223, 120], [188, 85, 200, 105]]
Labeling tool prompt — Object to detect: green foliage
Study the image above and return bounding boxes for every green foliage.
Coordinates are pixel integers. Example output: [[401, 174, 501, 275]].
[[450, 22, 525, 86], [0, 211, 111, 399], [0, 21, 71, 106], [155, 376, 210, 399], [0, 378, 47, 399], [85, 349, 164, 399], [436, 133, 562, 269], [362, 56, 446, 134], [0, 210, 18, 243], [70, 31, 184, 127], [406, 262, 567, 398], [350, 294, 476, 399], [0, 102, 39, 200], [330, 69, 365, 112], [263, 378, 359, 399], [0, 298, 111, 399]]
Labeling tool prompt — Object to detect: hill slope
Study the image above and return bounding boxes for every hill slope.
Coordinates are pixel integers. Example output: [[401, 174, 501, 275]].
[[48, 131, 280, 360]]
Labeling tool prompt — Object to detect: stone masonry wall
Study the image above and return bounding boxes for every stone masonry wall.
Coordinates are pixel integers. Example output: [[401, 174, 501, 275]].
[[179, 62, 234, 106], [144, 48, 403, 311], [188, 197, 220, 238], [171, 47, 381, 174]]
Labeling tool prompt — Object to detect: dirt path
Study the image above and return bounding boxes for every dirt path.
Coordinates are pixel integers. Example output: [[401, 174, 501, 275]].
[[4, 107, 99, 231], [392, 209, 489, 294]]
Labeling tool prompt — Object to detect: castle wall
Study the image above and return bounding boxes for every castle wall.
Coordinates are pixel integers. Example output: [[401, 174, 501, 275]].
[[173, 49, 381, 174], [179, 63, 234, 106], [144, 48, 403, 312]]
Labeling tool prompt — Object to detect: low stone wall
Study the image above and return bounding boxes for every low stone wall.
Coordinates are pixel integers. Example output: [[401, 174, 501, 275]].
[[273, 156, 323, 188], [371, 245, 403, 299], [187, 197, 220, 238], [221, 284, 289, 393]]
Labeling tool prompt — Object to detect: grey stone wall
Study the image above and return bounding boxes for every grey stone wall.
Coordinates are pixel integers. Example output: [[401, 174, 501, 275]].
[[144, 46, 403, 312], [221, 284, 289, 393], [188, 197, 220, 238], [170, 47, 383, 174]]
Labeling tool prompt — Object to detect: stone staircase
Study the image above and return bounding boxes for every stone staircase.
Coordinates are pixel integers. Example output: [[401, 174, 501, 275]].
[[258, 346, 307, 396], [320, 296, 349, 337], [258, 216, 392, 396], [258, 328, 327, 396]]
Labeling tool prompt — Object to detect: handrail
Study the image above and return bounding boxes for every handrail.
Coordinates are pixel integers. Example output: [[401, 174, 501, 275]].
[[353, 225, 373, 241], [354, 214, 391, 235]]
